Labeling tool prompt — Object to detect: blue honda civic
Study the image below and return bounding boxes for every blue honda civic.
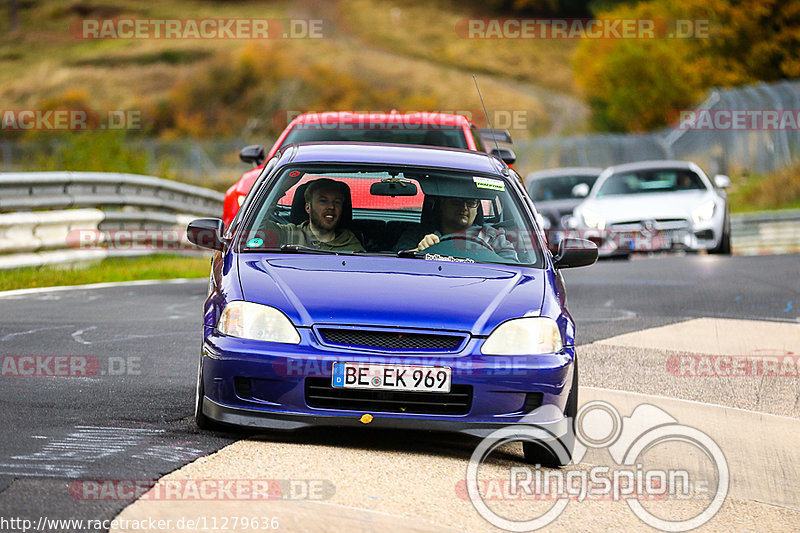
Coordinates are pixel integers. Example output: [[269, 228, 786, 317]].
[[187, 142, 597, 465]]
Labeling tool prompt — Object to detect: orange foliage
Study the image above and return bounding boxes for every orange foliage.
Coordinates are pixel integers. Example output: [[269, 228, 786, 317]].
[[150, 42, 447, 138], [573, 0, 798, 132]]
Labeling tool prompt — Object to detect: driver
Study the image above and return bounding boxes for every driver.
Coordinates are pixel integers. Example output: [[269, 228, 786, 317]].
[[395, 196, 517, 260]]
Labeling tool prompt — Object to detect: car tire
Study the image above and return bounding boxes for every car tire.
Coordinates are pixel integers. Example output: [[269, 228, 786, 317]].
[[195, 355, 222, 431], [709, 215, 732, 255], [522, 356, 577, 467]]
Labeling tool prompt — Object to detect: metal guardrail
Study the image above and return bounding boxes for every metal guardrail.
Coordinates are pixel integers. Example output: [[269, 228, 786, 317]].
[[731, 209, 800, 255], [0, 172, 223, 216], [0, 172, 223, 269], [0, 172, 796, 268]]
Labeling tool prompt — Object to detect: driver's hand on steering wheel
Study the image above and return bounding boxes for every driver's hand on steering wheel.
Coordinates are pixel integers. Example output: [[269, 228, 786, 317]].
[[416, 233, 440, 251]]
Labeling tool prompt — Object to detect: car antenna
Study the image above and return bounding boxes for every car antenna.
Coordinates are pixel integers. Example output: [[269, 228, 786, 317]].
[[473, 74, 508, 175]]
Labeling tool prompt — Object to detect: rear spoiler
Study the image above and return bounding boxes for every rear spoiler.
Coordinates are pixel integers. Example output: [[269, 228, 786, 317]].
[[478, 128, 513, 145]]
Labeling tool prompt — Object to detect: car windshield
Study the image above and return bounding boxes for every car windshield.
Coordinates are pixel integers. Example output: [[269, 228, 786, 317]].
[[282, 123, 468, 149], [528, 174, 600, 201], [237, 164, 545, 268], [596, 169, 706, 197]]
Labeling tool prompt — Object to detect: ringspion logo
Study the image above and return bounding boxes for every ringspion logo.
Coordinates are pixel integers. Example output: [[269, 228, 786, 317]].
[[466, 401, 729, 531]]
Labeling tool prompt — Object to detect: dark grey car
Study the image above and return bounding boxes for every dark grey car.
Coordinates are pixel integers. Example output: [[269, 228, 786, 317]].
[[525, 167, 603, 238]]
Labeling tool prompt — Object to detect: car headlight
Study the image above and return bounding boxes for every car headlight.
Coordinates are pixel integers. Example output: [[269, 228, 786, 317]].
[[692, 201, 716, 224], [481, 317, 563, 356], [237, 194, 246, 207], [539, 214, 552, 230], [217, 301, 300, 344], [581, 208, 606, 230]]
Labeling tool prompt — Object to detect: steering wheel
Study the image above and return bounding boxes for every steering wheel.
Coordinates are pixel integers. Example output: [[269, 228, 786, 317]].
[[438, 233, 494, 251]]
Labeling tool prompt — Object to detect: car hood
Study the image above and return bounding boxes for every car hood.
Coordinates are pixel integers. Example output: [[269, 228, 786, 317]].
[[580, 191, 712, 221], [237, 255, 545, 336]]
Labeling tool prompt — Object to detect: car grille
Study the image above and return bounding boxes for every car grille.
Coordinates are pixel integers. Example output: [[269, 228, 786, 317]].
[[317, 328, 464, 352], [305, 378, 472, 415], [609, 218, 689, 231]]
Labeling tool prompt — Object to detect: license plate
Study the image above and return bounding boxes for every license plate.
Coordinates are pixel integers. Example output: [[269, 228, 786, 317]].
[[331, 362, 452, 393]]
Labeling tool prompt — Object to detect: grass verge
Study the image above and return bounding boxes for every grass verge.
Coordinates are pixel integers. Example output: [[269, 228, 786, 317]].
[[0, 254, 212, 292], [729, 163, 800, 213]]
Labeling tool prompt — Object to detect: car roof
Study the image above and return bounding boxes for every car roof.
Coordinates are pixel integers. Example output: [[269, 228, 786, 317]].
[[526, 167, 604, 179], [602, 160, 698, 174], [276, 142, 507, 175], [291, 111, 472, 127]]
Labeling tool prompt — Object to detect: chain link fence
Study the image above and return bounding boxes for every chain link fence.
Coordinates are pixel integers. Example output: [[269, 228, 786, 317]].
[[515, 79, 800, 177], [1, 79, 798, 186]]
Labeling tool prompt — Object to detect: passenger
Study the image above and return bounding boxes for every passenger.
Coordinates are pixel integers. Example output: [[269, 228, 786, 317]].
[[262, 178, 364, 252], [395, 196, 517, 260]]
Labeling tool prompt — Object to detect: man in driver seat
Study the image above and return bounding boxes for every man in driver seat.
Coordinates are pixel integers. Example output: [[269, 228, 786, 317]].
[[395, 196, 517, 260]]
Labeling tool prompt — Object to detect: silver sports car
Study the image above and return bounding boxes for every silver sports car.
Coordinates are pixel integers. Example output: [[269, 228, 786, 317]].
[[569, 160, 731, 258]]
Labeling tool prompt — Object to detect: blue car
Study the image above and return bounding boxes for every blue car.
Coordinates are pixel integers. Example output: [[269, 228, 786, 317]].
[[187, 143, 597, 465]]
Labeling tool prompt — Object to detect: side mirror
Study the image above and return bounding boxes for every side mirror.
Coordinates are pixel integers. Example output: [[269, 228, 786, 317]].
[[478, 128, 513, 144], [713, 174, 731, 188], [571, 183, 590, 198], [187, 218, 227, 252], [491, 147, 516, 165], [240, 145, 266, 166], [553, 238, 598, 268]]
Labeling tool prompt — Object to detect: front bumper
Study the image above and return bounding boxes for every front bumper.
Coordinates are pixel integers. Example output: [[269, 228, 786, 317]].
[[199, 329, 575, 438], [204, 397, 569, 439], [579, 221, 722, 256]]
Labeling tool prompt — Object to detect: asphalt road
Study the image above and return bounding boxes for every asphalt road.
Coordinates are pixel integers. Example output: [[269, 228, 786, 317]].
[[0, 254, 797, 530]]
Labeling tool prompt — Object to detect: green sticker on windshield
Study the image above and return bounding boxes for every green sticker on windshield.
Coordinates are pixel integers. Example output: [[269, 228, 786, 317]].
[[473, 177, 505, 191], [246, 238, 263, 248]]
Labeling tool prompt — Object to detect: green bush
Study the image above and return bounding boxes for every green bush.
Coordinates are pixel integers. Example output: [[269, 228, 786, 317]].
[[573, 0, 798, 132]]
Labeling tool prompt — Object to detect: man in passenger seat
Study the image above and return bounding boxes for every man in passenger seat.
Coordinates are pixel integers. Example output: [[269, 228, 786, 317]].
[[262, 178, 364, 252], [394, 196, 517, 260]]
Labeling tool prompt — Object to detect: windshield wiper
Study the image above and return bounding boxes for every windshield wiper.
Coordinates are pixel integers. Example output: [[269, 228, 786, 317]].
[[279, 244, 341, 255], [396, 249, 425, 258]]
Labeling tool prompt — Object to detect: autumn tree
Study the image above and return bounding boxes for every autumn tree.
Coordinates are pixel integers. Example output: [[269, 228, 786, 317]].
[[574, 0, 800, 132]]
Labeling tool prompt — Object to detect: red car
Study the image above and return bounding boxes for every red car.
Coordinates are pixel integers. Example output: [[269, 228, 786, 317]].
[[223, 111, 515, 226]]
